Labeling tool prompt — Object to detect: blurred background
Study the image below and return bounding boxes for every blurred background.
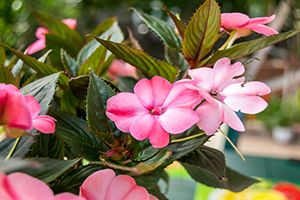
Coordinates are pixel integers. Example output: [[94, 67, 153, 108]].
[[1, 0, 300, 199]]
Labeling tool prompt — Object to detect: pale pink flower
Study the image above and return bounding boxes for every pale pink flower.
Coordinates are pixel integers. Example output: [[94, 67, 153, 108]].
[[221, 13, 278, 38], [0, 172, 84, 200], [106, 76, 199, 148], [27, 19, 77, 55], [80, 169, 158, 200], [187, 58, 271, 135], [0, 84, 56, 137], [108, 60, 138, 80]]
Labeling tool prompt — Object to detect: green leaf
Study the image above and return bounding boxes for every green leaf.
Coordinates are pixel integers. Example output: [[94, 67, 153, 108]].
[[0, 44, 58, 76], [86, 72, 116, 141], [53, 164, 104, 193], [69, 75, 89, 99], [95, 38, 179, 82], [132, 8, 181, 49], [180, 147, 258, 192], [77, 19, 123, 65], [91, 17, 117, 36], [78, 45, 108, 75], [164, 7, 186, 38], [60, 89, 79, 115], [61, 49, 79, 76], [117, 77, 137, 92], [52, 111, 108, 161], [199, 30, 300, 66], [0, 66, 15, 84], [180, 146, 226, 181], [13, 158, 80, 183], [33, 11, 82, 51], [0, 158, 39, 173], [165, 46, 188, 80], [182, 0, 220, 66]]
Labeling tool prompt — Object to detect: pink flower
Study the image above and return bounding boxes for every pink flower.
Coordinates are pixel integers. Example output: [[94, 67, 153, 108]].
[[108, 60, 138, 80], [27, 18, 77, 55], [0, 172, 83, 200], [106, 76, 199, 148], [0, 84, 56, 138], [221, 13, 278, 38], [187, 58, 271, 135], [80, 169, 158, 200]]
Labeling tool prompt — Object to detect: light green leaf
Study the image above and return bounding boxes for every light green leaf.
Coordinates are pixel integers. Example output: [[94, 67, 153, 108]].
[[0, 46, 6, 66], [164, 7, 186, 38], [182, 0, 220, 66], [0, 66, 15, 84], [132, 8, 181, 49], [95, 38, 179, 82], [0, 44, 58, 76], [199, 30, 300, 66]]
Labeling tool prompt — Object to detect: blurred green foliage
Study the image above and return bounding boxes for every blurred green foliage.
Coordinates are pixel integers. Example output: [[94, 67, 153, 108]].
[[1, 0, 282, 49]]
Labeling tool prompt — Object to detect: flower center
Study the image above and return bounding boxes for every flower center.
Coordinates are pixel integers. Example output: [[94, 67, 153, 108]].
[[210, 91, 224, 101], [150, 107, 163, 115]]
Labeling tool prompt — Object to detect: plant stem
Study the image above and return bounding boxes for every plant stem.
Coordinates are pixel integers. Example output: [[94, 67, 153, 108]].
[[170, 132, 205, 143], [218, 129, 245, 161], [219, 30, 237, 50], [5, 137, 20, 160]]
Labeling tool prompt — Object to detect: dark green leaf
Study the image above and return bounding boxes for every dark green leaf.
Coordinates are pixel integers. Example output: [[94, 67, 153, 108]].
[[0, 44, 58, 76], [0, 46, 6, 65], [199, 30, 300, 66], [69, 75, 89, 99], [132, 8, 181, 49], [61, 49, 79, 77], [117, 77, 137, 92], [179, 146, 226, 181], [182, 0, 220, 66], [86, 72, 115, 141], [60, 89, 79, 115], [52, 111, 108, 161], [53, 164, 104, 194], [95, 38, 179, 82], [0, 158, 40, 173], [10, 158, 80, 183], [180, 147, 258, 192]]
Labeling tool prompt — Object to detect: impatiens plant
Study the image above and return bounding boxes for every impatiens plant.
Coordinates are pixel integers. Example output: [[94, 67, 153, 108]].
[[0, 0, 298, 199]]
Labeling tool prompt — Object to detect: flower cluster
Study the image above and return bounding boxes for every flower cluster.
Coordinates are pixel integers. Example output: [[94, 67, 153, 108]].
[[106, 58, 271, 148], [0, 169, 157, 200], [0, 84, 56, 139]]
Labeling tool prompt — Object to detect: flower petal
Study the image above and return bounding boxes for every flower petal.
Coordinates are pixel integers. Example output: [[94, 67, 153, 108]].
[[0, 173, 13, 200], [130, 114, 154, 140], [159, 108, 198, 134], [35, 27, 48, 39], [149, 194, 159, 200], [2, 92, 32, 130], [248, 24, 278, 36], [222, 104, 245, 132], [149, 122, 170, 148], [196, 101, 222, 135], [25, 95, 41, 118], [108, 60, 137, 80], [7, 172, 54, 200], [80, 169, 115, 200], [106, 93, 147, 132], [104, 175, 136, 200], [246, 15, 276, 26], [163, 81, 200, 108], [32, 115, 56, 134], [188, 68, 214, 91], [221, 13, 249, 30], [213, 58, 245, 91], [54, 193, 85, 200], [123, 186, 149, 200], [134, 76, 171, 108], [62, 18, 77, 30], [26, 39, 46, 55], [221, 81, 271, 96]]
